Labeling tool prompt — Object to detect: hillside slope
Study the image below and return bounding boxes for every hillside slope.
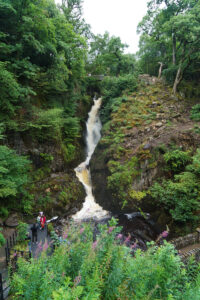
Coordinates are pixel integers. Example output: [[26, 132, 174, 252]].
[[91, 76, 200, 234]]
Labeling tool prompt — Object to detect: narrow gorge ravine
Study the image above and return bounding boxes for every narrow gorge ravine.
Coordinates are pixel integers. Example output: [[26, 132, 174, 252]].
[[72, 97, 161, 249], [73, 98, 110, 221]]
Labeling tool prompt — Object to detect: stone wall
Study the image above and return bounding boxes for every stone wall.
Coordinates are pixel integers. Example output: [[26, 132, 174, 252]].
[[170, 232, 199, 249], [170, 228, 200, 263], [180, 248, 200, 263]]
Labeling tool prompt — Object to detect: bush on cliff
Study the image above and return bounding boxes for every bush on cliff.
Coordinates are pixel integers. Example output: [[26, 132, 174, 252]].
[[101, 74, 138, 123], [0, 145, 31, 212], [11, 219, 200, 299], [151, 149, 200, 222]]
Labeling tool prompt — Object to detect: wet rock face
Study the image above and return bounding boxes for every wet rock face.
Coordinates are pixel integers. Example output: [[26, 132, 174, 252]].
[[90, 145, 161, 213], [90, 144, 117, 211]]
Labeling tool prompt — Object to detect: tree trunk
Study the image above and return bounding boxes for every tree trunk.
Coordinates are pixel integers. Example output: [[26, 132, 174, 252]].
[[172, 66, 182, 95], [158, 62, 164, 79], [172, 33, 176, 65]]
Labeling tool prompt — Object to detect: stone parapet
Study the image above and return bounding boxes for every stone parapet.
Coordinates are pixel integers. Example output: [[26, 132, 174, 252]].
[[170, 232, 199, 249]]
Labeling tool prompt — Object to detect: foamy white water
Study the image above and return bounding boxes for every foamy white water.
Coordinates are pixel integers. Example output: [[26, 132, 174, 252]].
[[73, 98, 109, 221]]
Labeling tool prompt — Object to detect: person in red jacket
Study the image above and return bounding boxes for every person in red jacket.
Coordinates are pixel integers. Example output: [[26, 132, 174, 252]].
[[40, 212, 46, 230]]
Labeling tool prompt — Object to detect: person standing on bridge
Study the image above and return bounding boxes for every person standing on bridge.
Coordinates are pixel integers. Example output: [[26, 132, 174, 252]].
[[40, 212, 46, 230], [31, 223, 38, 244]]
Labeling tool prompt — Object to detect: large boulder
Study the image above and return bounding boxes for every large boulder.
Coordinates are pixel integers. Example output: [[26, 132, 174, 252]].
[[5, 214, 19, 227]]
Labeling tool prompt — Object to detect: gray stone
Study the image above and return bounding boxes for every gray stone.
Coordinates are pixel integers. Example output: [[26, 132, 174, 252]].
[[155, 122, 163, 128], [143, 143, 151, 150], [5, 214, 19, 227]]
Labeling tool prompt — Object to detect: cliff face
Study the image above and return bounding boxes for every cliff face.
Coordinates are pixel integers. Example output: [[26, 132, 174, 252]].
[[90, 77, 200, 228], [4, 98, 93, 217]]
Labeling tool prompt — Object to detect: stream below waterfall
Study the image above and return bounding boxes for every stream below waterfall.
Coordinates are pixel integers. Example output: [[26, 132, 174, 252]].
[[72, 97, 161, 249]]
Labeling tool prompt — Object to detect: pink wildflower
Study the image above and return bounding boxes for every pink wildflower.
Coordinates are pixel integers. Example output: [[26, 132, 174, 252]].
[[116, 234, 123, 240], [35, 241, 43, 256], [62, 230, 68, 239], [92, 240, 98, 250], [80, 228, 84, 234], [131, 242, 137, 249], [108, 226, 115, 233], [124, 235, 131, 244], [43, 240, 49, 251], [13, 252, 17, 257], [161, 231, 168, 238]]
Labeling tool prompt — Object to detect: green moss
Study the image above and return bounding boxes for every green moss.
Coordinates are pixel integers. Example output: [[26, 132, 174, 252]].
[[128, 189, 146, 201]]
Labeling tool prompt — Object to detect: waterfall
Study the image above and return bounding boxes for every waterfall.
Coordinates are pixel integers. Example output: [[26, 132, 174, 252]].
[[73, 98, 109, 221]]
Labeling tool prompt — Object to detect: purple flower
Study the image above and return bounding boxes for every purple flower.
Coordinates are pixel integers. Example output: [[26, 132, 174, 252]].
[[43, 240, 49, 251], [108, 226, 115, 233], [92, 241, 98, 249], [35, 241, 43, 256], [74, 275, 81, 286], [116, 234, 123, 240], [124, 235, 131, 244], [80, 228, 84, 234], [161, 231, 168, 238], [131, 242, 137, 249], [62, 230, 68, 239]]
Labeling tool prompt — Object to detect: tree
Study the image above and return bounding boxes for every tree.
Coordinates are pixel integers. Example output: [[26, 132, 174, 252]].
[[137, 0, 200, 93], [0, 145, 30, 202], [87, 32, 132, 76]]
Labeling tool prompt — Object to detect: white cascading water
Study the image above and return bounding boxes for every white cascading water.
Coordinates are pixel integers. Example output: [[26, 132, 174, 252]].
[[73, 98, 109, 221]]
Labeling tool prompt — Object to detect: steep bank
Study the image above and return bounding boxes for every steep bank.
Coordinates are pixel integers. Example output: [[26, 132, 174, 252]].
[[91, 76, 200, 234]]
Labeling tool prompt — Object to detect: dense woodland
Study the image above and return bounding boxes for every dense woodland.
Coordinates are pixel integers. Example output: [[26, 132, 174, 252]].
[[1, 0, 200, 298]]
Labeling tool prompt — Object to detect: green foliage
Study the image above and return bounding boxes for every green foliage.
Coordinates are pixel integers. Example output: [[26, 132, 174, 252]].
[[137, 0, 200, 91], [101, 74, 138, 123], [0, 228, 5, 247], [187, 149, 200, 175], [47, 223, 54, 235], [151, 172, 200, 222], [190, 104, 200, 121], [164, 149, 191, 173], [0, 145, 30, 199], [151, 148, 200, 222], [0, 207, 9, 219], [107, 157, 139, 204], [0, 62, 22, 118], [16, 222, 28, 242], [30, 108, 64, 141], [88, 32, 133, 76], [10, 220, 200, 299], [0, 0, 88, 171]]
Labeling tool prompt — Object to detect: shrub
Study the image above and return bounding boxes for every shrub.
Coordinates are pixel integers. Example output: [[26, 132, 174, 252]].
[[164, 149, 191, 173], [16, 222, 28, 242], [190, 104, 200, 121], [10, 220, 200, 299], [107, 157, 139, 203], [187, 149, 200, 175], [151, 172, 200, 222], [29, 108, 64, 141], [0, 207, 9, 219], [0, 228, 5, 247], [0, 145, 30, 200], [101, 74, 137, 123]]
